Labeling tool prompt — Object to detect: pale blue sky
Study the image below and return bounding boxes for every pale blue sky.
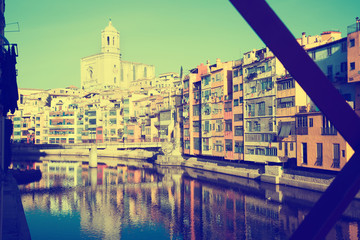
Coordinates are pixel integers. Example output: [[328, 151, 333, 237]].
[[4, 0, 360, 89]]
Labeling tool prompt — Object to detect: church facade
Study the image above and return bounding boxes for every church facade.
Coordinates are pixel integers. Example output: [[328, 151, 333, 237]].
[[80, 21, 155, 91]]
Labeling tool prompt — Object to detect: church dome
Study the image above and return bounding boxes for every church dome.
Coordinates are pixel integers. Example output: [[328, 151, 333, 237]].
[[104, 20, 118, 33]]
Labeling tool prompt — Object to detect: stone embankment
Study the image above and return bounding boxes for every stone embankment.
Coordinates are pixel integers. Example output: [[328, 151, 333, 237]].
[[12, 145, 155, 160], [12, 145, 351, 196], [160, 156, 349, 196]]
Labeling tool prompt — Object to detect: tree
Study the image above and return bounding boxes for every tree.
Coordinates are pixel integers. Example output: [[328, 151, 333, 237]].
[[45, 95, 52, 107]]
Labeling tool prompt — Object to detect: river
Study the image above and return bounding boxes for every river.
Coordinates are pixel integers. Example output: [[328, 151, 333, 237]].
[[12, 157, 360, 240]]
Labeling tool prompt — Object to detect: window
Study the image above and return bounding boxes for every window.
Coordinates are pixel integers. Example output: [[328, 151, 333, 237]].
[[235, 126, 243, 136], [193, 121, 200, 132], [350, 62, 355, 71], [302, 143, 308, 164], [254, 121, 261, 132], [225, 102, 232, 112], [184, 129, 189, 137], [341, 41, 347, 52], [297, 116, 308, 127], [193, 105, 200, 116], [239, 84, 243, 91], [333, 144, 340, 168], [234, 69, 239, 77], [290, 142, 294, 151], [202, 104, 211, 115], [234, 99, 239, 106], [268, 106, 273, 115], [239, 97, 243, 103], [309, 118, 313, 127], [261, 78, 273, 90], [185, 140, 190, 149], [234, 84, 239, 92], [268, 121, 273, 131], [202, 138, 210, 151], [89, 119, 96, 125], [311, 51, 316, 60], [202, 75, 211, 86], [225, 140, 233, 151], [248, 103, 255, 117], [194, 137, 201, 150], [327, 47, 332, 56], [194, 91, 201, 100], [279, 141, 282, 150], [234, 141, 244, 153], [316, 143, 323, 166], [277, 79, 295, 90], [350, 39, 355, 48], [277, 97, 295, 108], [247, 121, 252, 132], [225, 120, 232, 131], [184, 80, 189, 89], [234, 114, 243, 122], [341, 62, 347, 73], [257, 102, 265, 116]]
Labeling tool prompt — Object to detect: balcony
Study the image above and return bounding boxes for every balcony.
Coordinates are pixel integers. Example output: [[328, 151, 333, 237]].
[[245, 72, 258, 81], [315, 158, 323, 166], [321, 127, 337, 135], [332, 158, 340, 169], [347, 22, 360, 34], [296, 127, 308, 135]]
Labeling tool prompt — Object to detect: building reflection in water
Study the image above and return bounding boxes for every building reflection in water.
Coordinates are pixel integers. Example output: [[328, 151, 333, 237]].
[[15, 160, 360, 240]]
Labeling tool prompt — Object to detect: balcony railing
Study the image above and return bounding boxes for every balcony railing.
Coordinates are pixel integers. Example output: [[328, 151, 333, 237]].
[[348, 22, 360, 34], [296, 127, 308, 135], [332, 158, 340, 169], [315, 158, 323, 166], [321, 127, 337, 135]]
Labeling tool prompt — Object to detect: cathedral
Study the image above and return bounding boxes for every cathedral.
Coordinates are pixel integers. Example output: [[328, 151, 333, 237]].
[[80, 20, 155, 91]]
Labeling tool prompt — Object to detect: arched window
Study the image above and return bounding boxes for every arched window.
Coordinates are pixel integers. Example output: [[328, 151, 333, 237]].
[[107, 36, 110, 45]]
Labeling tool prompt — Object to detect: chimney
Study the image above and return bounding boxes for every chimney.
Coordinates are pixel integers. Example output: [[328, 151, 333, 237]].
[[216, 58, 221, 66], [302, 32, 306, 46], [206, 60, 210, 73]]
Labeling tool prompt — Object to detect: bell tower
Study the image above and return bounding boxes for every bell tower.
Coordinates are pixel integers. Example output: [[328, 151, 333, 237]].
[[101, 19, 120, 54]]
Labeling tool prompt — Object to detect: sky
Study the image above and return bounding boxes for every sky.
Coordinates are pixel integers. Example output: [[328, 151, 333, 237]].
[[4, 0, 360, 90]]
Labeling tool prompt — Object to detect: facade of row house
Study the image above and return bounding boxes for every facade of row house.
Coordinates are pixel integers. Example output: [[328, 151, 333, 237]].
[[181, 59, 244, 160], [243, 48, 285, 163]]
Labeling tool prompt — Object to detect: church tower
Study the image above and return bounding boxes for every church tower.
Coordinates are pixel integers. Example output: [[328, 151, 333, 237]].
[[101, 20, 120, 54]]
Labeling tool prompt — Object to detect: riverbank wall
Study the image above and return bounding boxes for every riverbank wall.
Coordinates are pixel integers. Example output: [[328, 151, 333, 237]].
[[12, 145, 352, 197], [12, 145, 155, 161]]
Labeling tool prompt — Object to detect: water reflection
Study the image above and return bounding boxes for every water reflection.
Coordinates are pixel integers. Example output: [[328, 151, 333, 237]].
[[14, 159, 360, 240]]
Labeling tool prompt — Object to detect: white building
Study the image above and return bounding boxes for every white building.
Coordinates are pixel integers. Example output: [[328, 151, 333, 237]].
[[80, 21, 155, 91]]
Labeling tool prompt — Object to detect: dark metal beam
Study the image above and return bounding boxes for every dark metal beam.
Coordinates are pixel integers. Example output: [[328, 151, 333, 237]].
[[228, 0, 360, 239], [229, 0, 360, 150]]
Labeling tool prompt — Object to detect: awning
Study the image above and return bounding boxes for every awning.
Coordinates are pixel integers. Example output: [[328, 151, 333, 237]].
[[278, 122, 291, 138]]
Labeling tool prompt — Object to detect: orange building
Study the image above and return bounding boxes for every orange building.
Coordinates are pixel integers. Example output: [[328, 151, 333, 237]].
[[296, 109, 354, 171], [232, 62, 244, 161]]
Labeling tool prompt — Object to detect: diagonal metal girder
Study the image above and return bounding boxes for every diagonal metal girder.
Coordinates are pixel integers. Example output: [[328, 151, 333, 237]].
[[229, 0, 360, 239]]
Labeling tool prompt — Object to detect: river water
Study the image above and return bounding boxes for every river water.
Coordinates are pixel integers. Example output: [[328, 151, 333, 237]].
[[12, 158, 360, 240]]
